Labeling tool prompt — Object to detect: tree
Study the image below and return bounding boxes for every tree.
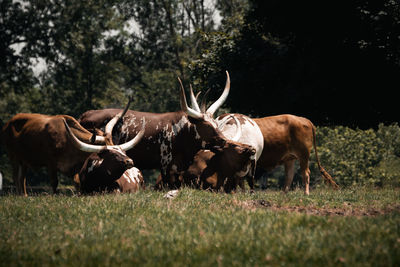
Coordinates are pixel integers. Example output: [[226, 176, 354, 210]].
[[192, 0, 400, 128]]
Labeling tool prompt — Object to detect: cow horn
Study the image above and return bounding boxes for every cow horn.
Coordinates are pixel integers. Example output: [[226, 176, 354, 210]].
[[217, 114, 234, 131], [64, 119, 106, 153], [105, 97, 133, 144], [189, 84, 201, 112], [119, 118, 146, 151], [231, 115, 242, 142], [206, 71, 230, 116], [200, 88, 211, 113], [178, 77, 204, 119]]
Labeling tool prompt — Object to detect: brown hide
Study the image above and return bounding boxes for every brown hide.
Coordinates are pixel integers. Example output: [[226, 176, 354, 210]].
[[1, 113, 101, 195], [253, 114, 338, 194], [182, 142, 256, 193]]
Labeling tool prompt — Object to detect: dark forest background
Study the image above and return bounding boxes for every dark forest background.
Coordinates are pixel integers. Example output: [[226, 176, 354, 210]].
[[1, 0, 399, 129]]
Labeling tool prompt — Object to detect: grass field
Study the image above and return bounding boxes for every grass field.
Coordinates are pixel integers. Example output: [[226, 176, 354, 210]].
[[1, 186, 399, 266]]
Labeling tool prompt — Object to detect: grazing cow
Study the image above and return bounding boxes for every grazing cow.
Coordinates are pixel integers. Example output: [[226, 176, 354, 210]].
[[0, 113, 108, 195], [65, 118, 145, 194], [182, 124, 256, 193], [78, 72, 247, 189], [215, 113, 264, 189], [251, 114, 338, 195]]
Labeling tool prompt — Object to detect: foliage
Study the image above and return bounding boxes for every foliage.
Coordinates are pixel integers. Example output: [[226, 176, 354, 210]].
[[312, 124, 400, 187], [0, 187, 399, 266], [192, 0, 400, 128]]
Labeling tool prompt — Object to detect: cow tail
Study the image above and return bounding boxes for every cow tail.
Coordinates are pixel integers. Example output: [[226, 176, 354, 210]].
[[312, 124, 339, 189]]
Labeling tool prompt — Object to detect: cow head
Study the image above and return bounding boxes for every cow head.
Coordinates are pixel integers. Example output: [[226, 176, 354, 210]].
[[178, 71, 232, 151]]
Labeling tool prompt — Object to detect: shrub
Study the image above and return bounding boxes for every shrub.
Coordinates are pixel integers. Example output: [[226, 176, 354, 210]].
[[311, 124, 400, 187]]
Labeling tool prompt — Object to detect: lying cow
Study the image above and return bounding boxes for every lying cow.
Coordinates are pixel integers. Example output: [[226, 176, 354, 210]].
[[72, 100, 146, 194], [65, 118, 145, 194]]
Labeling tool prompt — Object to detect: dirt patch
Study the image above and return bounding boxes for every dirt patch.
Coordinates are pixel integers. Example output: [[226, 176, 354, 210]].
[[238, 199, 400, 217]]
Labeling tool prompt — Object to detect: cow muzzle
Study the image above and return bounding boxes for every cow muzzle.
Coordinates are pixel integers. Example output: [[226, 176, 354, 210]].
[[125, 158, 134, 169]]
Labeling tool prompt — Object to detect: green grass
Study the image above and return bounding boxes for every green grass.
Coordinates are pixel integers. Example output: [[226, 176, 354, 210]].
[[1, 186, 399, 266]]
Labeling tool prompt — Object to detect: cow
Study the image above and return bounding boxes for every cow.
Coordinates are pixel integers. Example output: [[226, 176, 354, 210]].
[[0, 110, 136, 196], [214, 113, 264, 190], [65, 117, 145, 194], [78, 72, 249, 189], [182, 116, 257, 192], [219, 114, 338, 195]]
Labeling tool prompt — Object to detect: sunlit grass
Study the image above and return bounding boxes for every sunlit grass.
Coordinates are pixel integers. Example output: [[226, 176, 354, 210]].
[[0, 187, 399, 266]]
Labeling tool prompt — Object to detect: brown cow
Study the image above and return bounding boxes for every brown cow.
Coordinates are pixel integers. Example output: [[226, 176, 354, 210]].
[[1, 112, 133, 196], [78, 72, 249, 189], [252, 114, 338, 195]]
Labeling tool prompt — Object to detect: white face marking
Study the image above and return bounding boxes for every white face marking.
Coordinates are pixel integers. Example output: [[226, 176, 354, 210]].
[[201, 141, 206, 148], [88, 159, 104, 173], [193, 125, 201, 140]]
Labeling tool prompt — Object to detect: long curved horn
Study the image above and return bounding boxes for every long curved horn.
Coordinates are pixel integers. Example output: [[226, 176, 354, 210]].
[[119, 118, 146, 151], [189, 84, 201, 112], [64, 119, 105, 153], [178, 77, 204, 119], [206, 71, 230, 116], [200, 88, 211, 113], [231, 115, 242, 142], [105, 97, 133, 143], [217, 114, 234, 131]]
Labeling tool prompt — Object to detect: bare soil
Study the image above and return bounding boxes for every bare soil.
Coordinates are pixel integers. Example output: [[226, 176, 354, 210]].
[[237, 199, 400, 216]]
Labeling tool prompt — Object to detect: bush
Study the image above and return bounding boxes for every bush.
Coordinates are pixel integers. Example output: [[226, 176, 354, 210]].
[[312, 124, 400, 187]]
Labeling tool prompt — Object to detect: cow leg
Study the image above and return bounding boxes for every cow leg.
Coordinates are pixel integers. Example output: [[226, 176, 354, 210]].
[[12, 163, 20, 195], [48, 167, 58, 194], [245, 160, 256, 192], [13, 163, 27, 196], [20, 165, 28, 196], [238, 178, 245, 192], [299, 159, 311, 195], [255, 167, 267, 190], [224, 176, 237, 193], [73, 173, 80, 192], [283, 159, 296, 193]]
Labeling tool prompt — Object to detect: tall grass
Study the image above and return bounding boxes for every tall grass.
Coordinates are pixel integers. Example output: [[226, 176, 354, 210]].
[[0, 187, 399, 266]]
